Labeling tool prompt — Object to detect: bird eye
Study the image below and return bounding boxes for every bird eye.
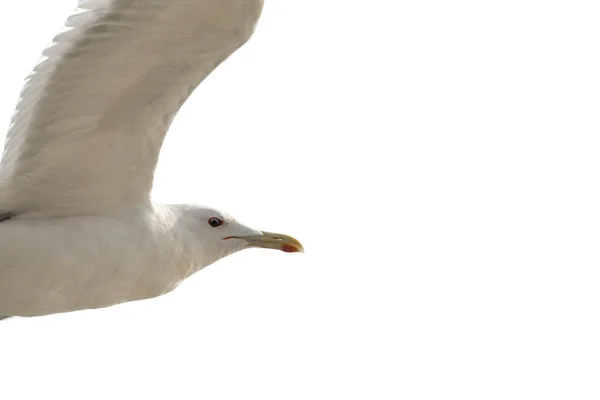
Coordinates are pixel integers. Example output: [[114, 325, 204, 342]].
[[208, 217, 224, 228]]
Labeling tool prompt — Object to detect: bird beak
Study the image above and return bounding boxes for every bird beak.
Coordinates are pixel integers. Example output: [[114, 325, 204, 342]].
[[230, 231, 304, 253]]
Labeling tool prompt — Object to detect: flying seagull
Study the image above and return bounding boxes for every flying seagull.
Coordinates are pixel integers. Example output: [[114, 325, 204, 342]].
[[0, 0, 302, 320]]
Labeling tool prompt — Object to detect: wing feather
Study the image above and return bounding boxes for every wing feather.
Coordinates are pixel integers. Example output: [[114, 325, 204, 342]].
[[0, 0, 263, 216]]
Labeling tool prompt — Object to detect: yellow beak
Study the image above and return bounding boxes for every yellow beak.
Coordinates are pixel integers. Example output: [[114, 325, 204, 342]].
[[235, 231, 304, 253]]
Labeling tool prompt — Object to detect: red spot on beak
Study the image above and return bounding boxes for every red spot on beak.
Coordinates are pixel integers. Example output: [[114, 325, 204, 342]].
[[282, 244, 299, 253]]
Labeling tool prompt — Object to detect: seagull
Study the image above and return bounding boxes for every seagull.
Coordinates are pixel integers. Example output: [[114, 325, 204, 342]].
[[0, 0, 302, 320]]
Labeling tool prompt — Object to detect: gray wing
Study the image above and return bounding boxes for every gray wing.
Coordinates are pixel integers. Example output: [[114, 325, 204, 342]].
[[0, 0, 263, 217], [0, 315, 11, 322]]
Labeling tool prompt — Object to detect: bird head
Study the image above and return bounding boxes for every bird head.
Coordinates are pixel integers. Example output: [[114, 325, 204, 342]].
[[177, 205, 303, 267]]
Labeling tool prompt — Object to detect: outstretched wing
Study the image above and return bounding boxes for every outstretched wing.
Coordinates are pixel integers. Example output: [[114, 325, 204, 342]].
[[0, 0, 263, 217]]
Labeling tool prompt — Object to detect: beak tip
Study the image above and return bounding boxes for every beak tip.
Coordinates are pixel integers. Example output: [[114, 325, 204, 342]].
[[282, 243, 304, 253]]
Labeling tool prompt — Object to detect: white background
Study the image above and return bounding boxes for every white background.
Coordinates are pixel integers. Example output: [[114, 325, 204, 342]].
[[1, 0, 599, 399]]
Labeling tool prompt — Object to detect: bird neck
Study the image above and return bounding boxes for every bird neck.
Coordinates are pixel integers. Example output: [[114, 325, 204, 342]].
[[154, 204, 223, 277]]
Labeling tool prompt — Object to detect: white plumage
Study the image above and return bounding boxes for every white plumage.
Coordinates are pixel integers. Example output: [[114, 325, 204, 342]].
[[0, 0, 302, 319]]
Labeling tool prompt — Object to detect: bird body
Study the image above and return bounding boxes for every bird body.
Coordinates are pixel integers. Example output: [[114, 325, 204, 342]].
[[0, 206, 187, 316], [0, 0, 302, 319]]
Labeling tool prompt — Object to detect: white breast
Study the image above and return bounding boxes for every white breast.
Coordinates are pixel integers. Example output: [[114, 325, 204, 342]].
[[0, 208, 194, 316]]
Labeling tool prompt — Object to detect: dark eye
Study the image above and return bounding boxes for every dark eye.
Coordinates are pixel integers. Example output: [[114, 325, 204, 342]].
[[208, 217, 224, 228]]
